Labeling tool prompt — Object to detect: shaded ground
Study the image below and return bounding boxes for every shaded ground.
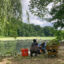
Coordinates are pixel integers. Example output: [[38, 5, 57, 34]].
[[0, 46, 64, 64]]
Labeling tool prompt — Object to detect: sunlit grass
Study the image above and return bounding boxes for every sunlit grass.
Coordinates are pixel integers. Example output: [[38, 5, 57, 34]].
[[0, 37, 56, 41]]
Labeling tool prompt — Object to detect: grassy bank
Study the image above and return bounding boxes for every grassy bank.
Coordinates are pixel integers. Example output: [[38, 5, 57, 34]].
[[0, 37, 56, 41]]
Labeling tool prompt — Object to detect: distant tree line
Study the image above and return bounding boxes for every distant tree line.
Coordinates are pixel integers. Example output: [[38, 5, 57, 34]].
[[11, 21, 55, 37]]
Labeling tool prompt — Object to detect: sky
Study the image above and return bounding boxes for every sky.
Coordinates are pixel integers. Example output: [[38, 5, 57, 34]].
[[21, 0, 53, 27]]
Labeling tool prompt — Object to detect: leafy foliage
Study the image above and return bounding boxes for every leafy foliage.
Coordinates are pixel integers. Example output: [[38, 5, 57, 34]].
[[29, 0, 64, 28], [50, 2, 64, 28], [17, 22, 55, 37], [47, 39, 60, 46], [0, 0, 22, 37]]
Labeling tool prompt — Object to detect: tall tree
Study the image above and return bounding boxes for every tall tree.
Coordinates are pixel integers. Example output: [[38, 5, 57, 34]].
[[0, 0, 22, 36]]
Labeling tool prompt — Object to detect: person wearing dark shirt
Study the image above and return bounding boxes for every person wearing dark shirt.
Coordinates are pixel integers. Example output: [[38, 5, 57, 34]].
[[30, 39, 38, 57]]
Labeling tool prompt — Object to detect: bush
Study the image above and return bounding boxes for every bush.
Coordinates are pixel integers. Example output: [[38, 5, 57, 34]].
[[47, 39, 60, 46]]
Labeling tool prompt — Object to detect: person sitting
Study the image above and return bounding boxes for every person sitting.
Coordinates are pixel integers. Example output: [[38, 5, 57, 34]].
[[30, 39, 38, 57], [38, 43, 42, 54], [41, 42, 46, 53]]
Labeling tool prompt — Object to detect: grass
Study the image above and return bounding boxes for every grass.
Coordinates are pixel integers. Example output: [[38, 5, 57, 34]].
[[0, 37, 56, 41]]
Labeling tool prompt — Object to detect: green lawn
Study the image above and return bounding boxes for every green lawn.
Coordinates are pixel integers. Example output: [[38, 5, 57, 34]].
[[0, 37, 56, 41]]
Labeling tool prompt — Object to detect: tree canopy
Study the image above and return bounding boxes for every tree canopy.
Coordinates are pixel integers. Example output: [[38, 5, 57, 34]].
[[29, 0, 64, 29], [50, 1, 64, 28]]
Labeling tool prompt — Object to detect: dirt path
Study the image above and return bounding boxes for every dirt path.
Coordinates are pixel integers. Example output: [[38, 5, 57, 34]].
[[0, 58, 12, 64]]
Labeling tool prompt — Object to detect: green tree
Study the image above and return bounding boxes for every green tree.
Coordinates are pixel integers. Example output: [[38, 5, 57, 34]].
[[0, 0, 22, 37], [17, 22, 55, 37], [29, 0, 64, 28], [43, 26, 54, 36], [50, 1, 64, 29]]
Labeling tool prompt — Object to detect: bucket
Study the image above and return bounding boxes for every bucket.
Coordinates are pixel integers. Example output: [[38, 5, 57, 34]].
[[25, 48, 28, 56], [21, 48, 28, 56], [21, 48, 25, 56]]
